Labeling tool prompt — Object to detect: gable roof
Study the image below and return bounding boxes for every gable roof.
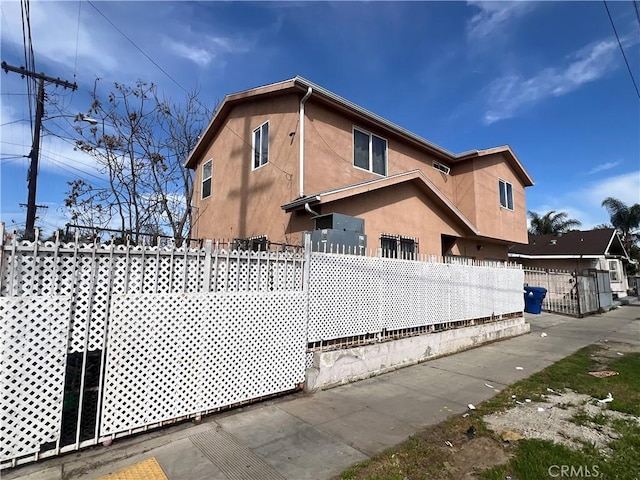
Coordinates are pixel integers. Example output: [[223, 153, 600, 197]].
[[281, 170, 479, 236], [508, 229, 629, 259], [185, 76, 534, 187]]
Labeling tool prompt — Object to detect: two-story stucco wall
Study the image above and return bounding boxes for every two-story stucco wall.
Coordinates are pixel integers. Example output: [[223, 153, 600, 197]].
[[452, 153, 528, 245], [303, 99, 454, 199], [191, 93, 301, 242]]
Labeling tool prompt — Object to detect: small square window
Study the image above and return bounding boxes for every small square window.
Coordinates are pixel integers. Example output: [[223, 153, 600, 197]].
[[499, 179, 514, 210], [252, 121, 269, 169], [202, 159, 212, 199]]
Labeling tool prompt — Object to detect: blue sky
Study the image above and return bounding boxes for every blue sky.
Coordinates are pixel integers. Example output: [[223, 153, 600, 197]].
[[1, 1, 639, 236]]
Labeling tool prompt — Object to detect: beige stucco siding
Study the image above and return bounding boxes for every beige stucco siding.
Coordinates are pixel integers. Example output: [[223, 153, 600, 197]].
[[453, 154, 528, 245], [304, 100, 453, 198], [191, 94, 301, 242], [307, 183, 473, 256]]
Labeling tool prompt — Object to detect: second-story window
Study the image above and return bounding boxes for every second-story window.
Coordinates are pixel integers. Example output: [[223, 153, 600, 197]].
[[353, 127, 387, 176], [202, 159, 212, 199], [499, 178, 513, 210], [253, 121, 269, 169]]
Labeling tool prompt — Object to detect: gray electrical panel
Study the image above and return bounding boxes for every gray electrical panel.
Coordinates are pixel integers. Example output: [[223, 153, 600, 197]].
[[309, 213, 366, 255]]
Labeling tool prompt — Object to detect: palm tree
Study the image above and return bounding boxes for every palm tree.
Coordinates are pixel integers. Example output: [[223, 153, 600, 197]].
[[528, 210, 582, 235], [601, 197, 640, 254]]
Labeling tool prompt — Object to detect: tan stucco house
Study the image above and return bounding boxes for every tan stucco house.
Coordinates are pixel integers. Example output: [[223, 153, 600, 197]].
[[185, 77, 534, 260]]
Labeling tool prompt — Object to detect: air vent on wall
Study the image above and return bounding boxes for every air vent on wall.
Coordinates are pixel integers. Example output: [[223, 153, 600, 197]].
[[433, 161, 450, 175]]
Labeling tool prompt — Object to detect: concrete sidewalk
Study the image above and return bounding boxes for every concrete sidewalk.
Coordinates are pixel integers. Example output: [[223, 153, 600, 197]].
[[7, 306, 640, 480]]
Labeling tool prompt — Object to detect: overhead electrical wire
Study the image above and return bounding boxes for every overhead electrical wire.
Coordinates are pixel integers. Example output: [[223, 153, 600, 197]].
[[633, 1, 640, 29], [604, 0, 640, 99]]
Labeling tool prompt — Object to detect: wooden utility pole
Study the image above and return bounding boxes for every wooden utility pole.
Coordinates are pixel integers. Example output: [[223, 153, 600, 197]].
[[1, 61, 77, 239]]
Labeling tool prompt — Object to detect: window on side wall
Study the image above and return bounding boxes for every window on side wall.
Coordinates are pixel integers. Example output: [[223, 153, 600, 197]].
[[353, 127, 387, 176], [498, 178, 514, 210], [252, 121, 269, 169], [609, 260, 619, 282], [201, 159, 212, 199]]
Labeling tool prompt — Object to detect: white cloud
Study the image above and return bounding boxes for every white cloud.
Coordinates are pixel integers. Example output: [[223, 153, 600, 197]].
[[584, 161, 621, 175], [483, 39, 619, 124], [0, 1, 119, 78], [466, 1, 535, 40], [529, 171, 640, 229], [163, 35, 251, 67], [165, 39, 215, 67]]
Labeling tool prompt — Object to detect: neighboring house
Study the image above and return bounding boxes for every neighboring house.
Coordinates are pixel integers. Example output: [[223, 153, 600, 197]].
[[186, 77, 534, 260], [508, 229, 631, 297]]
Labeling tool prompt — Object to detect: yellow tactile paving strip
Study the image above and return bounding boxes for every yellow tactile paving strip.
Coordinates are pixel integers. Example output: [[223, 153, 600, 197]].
[[96, 457, 168, 480]]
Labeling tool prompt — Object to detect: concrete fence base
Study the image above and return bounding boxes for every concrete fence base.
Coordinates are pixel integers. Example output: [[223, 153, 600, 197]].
[[305, 316, 530, 392]]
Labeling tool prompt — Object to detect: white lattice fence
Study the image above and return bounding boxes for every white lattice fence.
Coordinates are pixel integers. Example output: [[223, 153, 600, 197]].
[[0, 296, 70, 461], [308, 252, 524, 342], [100, 292, 306, 436], [0, 233, 303, 467]]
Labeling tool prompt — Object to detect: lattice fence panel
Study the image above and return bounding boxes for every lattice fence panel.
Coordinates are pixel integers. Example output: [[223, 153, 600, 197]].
[[0, 296, 70, 461], [308, 253, 524, 341], [100, 292, 306, 436], [308, 253, 381, 342]]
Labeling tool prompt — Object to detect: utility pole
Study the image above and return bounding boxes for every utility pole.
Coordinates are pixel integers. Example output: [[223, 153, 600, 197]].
[[1, 61, 77, 240]]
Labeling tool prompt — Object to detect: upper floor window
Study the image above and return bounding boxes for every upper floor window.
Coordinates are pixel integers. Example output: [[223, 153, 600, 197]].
[[202, 159, 212, 199], [253, 121, 269, 169], [499, 179, 513, 210], [353, 127, 387, 176]]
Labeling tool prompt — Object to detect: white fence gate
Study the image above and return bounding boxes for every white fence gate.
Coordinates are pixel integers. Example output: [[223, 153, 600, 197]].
[[1, 229, 524, 468]]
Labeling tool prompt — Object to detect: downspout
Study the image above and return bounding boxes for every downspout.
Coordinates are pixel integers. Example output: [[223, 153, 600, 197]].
[[304, 202, 319, 217], [299, 86, 312, 197]]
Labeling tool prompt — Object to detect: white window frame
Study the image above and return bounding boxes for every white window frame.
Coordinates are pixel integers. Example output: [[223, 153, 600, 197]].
[[609, 260, 619, 282], [352, 126, 387, 176], [201, 159, 212, 199], [432, 161, 450, 175], [498, 178, 514, 210], [252, 121, 269, 170]]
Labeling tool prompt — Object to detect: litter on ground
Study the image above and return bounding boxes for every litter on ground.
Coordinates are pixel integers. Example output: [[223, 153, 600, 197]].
[[597, 393, 614, 404], [537, 407, 545, 412], [468, 404, 476, 410], [588, 371, 619, 378], [540, 332, 548, 337], [516, 367, 524, 370], [445, 440, 453, 448], [485, 383, 494, 389]]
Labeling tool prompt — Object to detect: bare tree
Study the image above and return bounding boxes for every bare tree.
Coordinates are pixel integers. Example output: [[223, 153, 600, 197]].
[[66, 79, 209, 244]]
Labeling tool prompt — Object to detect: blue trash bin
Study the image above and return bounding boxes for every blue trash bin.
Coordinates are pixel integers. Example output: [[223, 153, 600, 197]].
[[524, 286, 547, 314]]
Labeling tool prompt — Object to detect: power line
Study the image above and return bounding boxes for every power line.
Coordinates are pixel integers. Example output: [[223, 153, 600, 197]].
[[633, 1, 640, 29], [86, 0, 210, 114], [604, 0, 640, 99], [0, 118, 28, 126]]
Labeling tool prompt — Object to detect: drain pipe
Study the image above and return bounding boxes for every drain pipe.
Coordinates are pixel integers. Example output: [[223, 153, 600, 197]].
[[299, 86, 312, 197], [304, 202, 319, 217]]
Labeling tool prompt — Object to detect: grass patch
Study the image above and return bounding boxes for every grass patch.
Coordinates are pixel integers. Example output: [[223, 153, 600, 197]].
[[473, 346, 640, 417], [339, 343, 640, 480]]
